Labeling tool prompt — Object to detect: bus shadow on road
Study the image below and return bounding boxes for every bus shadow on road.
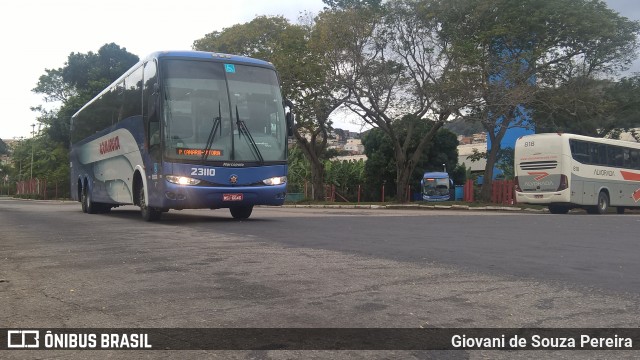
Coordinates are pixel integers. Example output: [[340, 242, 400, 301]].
[[101, 208, 272, 224]]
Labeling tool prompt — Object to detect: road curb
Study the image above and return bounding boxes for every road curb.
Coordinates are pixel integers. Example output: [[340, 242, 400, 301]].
[[282, 203, 547, 213]]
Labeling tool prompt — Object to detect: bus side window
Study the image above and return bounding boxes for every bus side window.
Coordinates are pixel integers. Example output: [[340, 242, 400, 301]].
[[570, 140, 589, 164], [630, 150, 640, 170], [143, 60, 160, 159], [149, 121, 160, 147], [608, 146, 623, 167], [589, 143, 607, 166]]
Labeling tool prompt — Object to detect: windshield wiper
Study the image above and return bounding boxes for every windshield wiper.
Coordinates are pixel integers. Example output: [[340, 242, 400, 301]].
[[201, 101, 222, 163], [235, 106, 264, 164]]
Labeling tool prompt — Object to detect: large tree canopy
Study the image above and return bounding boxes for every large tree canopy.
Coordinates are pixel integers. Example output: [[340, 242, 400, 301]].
[[32, 43, 139, 146], [534, 75, 640, 137], [315, 0, 475, 201]]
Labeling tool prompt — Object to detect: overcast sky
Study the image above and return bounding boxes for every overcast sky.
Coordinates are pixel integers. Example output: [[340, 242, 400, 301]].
[[0, 0, 638, 139]]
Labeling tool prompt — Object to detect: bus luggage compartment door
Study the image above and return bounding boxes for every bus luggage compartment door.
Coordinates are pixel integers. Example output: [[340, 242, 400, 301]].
[[583, 182, 596, 205], [570, 180, 583, 205]]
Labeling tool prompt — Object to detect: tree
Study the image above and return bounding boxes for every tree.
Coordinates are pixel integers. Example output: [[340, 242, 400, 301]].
[[287, 145, 312, 194], [194, 16, 343, 200], [322, 0, 382, 10], [438, 0, 640, 200], [32, 43, 139, 147], [362, 116, 459, 201], [315, 0, 473, 202], [324, 158, 366, 200], [534, 75, 640, 137], [24, 43, 138, 193]]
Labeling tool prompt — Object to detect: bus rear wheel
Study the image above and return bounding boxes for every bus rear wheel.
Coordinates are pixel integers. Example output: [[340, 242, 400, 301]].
[[139, 186, 161, 221], [82, 185, 97, 214], [230, 206, 253, 220]]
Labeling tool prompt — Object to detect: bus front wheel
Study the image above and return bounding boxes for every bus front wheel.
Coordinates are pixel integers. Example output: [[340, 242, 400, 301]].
[[230, 206, 253, 220], [139, 186, 161, 221]]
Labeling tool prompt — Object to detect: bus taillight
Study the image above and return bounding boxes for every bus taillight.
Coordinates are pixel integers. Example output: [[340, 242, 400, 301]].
[[514, 176, 522, 192], [557, 174, 568, 191]]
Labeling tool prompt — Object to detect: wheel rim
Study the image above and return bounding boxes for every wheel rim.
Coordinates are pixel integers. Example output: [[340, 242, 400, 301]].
[[599, 194, 607, 212], [81, 189, 87, 212]]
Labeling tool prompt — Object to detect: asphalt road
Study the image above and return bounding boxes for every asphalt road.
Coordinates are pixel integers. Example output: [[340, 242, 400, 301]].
[[1, 198, 639, 359]]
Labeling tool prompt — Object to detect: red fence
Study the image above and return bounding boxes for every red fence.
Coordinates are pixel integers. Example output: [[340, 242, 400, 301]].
[[290, 179, 516, 205], [16, 178, 47, 198], [463, 179, 475, 202], [491, 180, 516, 205]]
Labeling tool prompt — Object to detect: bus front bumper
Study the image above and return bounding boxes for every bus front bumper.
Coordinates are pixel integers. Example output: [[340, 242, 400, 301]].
[[159, 183, 287, 209]]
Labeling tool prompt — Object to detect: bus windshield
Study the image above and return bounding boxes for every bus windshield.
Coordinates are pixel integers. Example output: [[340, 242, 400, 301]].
[[423, 178, 450, 196], [161, 60, 287, 163]]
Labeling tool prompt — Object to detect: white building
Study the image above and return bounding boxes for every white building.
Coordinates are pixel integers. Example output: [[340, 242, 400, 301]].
[[457, 143, 487, 172], [344, 139, 364, 154], [333, 154, 367, 162]]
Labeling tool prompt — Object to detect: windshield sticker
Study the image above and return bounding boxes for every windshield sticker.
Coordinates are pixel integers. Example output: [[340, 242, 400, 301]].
[[177, 148, 223, 157], [224, 64, 236, 73]]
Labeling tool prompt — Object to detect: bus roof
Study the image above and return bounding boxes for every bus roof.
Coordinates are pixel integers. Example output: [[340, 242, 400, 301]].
[[423, 172, 449, 178], [518, 132, 640, 148], [145, 50, 274, 68]]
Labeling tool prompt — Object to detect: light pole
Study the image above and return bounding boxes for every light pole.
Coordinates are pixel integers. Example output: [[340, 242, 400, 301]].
[[30, 123, 35, 180], [14, 136, 24, 181]]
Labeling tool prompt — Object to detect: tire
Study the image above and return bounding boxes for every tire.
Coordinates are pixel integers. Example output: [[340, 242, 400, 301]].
[[230, 206, 253, 220], [595, 191, 609, 215], [617, 207, 625, 214], [548, 204, 569, 214], [139, 186, 161, 221], [81, 187, 88, 213], [82, 185, 97, 214]]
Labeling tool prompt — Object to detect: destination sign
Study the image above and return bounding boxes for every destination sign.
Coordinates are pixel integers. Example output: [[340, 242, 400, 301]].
[[176, 148, 223, 157]]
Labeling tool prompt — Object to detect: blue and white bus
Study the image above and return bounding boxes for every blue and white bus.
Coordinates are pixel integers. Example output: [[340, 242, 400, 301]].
[[70, 51, 292, 221], [421, 172, 452, 201]]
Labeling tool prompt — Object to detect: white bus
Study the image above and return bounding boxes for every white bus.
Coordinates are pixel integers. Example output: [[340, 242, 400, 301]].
[[514, 133, 640, 214]]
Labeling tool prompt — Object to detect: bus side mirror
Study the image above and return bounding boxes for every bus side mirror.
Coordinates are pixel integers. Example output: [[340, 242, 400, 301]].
[[284, 99, 294, 137], [286, 112, 294, 137]]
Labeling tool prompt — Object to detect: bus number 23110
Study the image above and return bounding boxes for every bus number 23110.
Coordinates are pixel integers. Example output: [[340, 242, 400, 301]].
[[191, 168, 216, 176]]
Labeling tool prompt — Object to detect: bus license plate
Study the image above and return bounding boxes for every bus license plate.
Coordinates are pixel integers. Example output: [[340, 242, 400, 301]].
[[223, 193, 243, 201], [535, 195, 543, 199]]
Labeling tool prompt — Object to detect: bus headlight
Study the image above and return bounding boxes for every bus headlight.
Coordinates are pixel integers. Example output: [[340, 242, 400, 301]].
[[263, 176, 287, 186], [166, 175, 201, 186]]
